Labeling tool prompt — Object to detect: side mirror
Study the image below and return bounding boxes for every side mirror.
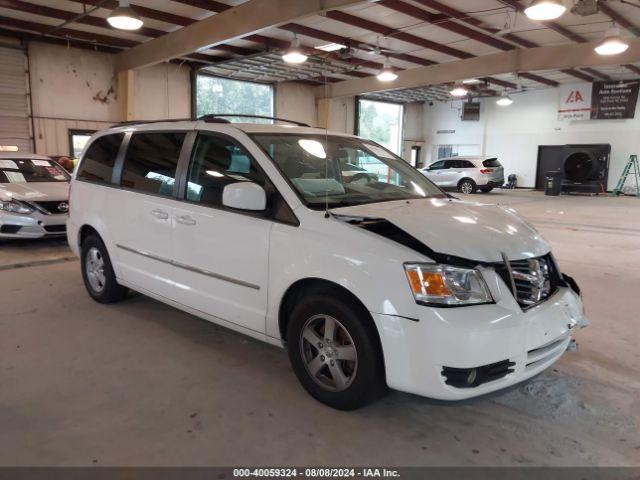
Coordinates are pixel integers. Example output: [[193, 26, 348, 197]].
[[222, 182, 266, 211]]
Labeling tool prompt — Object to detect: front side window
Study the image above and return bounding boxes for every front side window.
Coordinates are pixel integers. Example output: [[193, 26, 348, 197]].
[[186, 134, 267, 207], [251, 134, 444, 209], [0, 158, 69, 183], [120, 132, 186, 196], [77, 133, 124, 184]]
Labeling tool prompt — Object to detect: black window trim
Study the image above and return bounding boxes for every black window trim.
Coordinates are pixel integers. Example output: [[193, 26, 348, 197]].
[[75, 131, 128, 187], [114, 129, 190, 199], [174, 130, 299, 227], [75, 128, 301, 227]]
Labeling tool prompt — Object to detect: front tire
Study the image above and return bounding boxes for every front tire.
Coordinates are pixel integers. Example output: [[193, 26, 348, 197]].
[[287, 294, 386, 410], [81, 234, 128, 304], [458, 178, 477, 194]]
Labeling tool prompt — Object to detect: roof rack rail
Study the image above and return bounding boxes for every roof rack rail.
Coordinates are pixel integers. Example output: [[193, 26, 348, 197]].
[[110, 118, 194, 128], [110, 114, 311, 129], [198, 114, 310, 127]]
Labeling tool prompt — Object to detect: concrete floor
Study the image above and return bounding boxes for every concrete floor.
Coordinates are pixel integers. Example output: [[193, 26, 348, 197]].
[[1, 190, 639, 466]]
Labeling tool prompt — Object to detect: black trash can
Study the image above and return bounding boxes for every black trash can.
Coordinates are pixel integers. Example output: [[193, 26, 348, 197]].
[[545, 170, 563, 196]]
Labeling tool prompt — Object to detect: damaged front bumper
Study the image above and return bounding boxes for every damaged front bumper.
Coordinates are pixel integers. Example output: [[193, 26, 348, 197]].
[[373, 281, 588, 401]]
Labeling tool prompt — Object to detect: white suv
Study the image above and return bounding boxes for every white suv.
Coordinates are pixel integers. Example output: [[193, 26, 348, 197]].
[[67, 117, 587, 410], [421, 156, 505, 194]]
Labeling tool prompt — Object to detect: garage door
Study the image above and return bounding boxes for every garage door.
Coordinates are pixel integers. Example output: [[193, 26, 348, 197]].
[[0, 46, 32, 153]]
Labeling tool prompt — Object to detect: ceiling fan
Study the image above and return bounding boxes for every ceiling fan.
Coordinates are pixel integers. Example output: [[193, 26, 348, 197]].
[[357, 36, 395, 55]]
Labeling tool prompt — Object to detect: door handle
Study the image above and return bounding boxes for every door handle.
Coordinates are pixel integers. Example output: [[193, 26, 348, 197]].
[[151, 209, 169, 220], [175, 215, 196, 226]]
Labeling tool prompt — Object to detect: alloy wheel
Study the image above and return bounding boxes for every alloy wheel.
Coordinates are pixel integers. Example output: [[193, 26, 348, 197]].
[[299, 314, 358, 392], [85, 247, 106, 292], [461, 181, 473, 194]]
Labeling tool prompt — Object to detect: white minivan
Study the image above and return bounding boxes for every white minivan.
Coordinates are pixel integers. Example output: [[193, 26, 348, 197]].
[[67, 117, 588, 410]]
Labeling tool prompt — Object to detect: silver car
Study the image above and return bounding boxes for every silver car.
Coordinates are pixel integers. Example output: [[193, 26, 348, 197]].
[[420, 156, 504, 194], [0, 153, 70, 239]]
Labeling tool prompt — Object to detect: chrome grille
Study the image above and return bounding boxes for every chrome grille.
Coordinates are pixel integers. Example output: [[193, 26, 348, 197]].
[[509, 257, 552, 306]]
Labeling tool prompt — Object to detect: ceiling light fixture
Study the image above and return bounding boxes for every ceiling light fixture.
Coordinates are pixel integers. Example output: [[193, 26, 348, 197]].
[[595, 25, 629, 56], [107, 0, 143, 31], [377, 59, 397, 82], [462, 79, 482, 85], [524, 0, 566, 21], [449, 84, 468, 97], [282, 34, 308, 64], [496, 91, 514, 106], [315, 43, 346, 52]]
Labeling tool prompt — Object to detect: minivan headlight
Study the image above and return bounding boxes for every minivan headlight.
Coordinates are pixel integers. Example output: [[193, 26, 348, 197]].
[[0, 199, 34, 214], [404, 263, 493, 306]]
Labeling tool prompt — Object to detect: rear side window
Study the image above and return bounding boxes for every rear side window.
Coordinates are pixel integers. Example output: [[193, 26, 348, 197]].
[[482, 158, 501, 167], [77, 133, 124, 184], [460, 160, 476, 168], [185, 134, 267, 207], [120, 132, 186, 196]]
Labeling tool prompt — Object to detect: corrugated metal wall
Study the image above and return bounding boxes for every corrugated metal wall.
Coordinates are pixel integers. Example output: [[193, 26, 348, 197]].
[[0, 46, 32, 152]]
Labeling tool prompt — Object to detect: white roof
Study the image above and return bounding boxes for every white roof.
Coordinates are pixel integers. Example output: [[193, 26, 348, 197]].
[[0, 152, 52, 160]]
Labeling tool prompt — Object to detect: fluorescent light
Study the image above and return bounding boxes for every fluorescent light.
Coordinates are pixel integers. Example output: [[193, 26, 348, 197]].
[[107, 0, 143, 30], [595, 26, 629, 56], [377, 60, 397, 82], [0, 145, 19, 152], [524, 0, 566, 21], [206, 170, 224, 178], [282, 36, 308, 64], [496, 91, 513, 106], [315, 43, 346, 52], [450, 84, 468, 97], [462, 79, 482, 85]]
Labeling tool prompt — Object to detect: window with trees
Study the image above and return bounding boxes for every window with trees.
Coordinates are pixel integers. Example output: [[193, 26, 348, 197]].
[[356, 99, 403, 155], [196, 74, 274, 122]]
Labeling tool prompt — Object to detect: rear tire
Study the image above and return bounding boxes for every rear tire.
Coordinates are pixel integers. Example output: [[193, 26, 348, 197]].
[[287, 293, 387, 410], [480, 186, 494, 193], [81, 234, 128, 304], [458, 178, 477, 194]]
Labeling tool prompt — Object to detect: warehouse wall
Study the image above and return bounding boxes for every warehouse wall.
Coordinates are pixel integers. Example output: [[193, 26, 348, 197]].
[[28, 42, 190, 156], [275, 82, 316, 127], [423, 88, 640, 189]]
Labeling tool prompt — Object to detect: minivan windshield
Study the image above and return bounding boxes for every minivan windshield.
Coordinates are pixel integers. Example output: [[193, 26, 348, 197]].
[[0, 158, 69, 183], [251, 134, 445, 208]]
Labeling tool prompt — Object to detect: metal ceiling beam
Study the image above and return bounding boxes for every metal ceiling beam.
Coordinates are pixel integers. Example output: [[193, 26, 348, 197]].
[[0, 14, 217, 64], [498, 0, 588, 43], [324, 10, 474, 59], [317, 38, 640, 98], [411, 0, 595, 85], [599, 2, 640, 76], [66, 0, 197, 27], [0, 0, 166, 38], [114, 0, 365, 71], [278, 22, 436, 66], [378, 0, 517, 51], [599, 2, 640, 37]]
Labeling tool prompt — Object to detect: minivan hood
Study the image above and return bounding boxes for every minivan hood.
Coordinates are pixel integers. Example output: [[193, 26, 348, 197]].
[[0, 182, 69, 202], [331, 197, 549, 263]]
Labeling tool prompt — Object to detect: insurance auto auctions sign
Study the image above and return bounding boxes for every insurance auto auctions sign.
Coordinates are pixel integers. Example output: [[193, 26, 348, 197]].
[[558, 83, 593, 121], [558, 81, 639, 121], [590, 81, 640, 120]]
